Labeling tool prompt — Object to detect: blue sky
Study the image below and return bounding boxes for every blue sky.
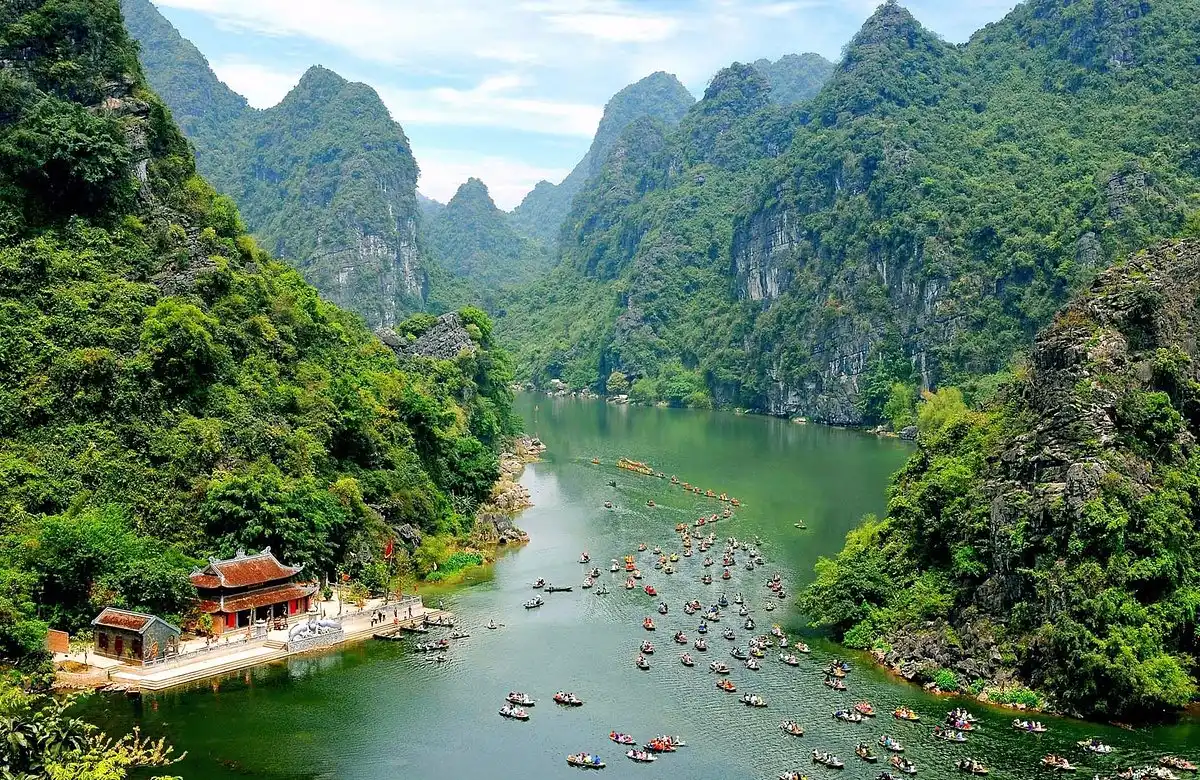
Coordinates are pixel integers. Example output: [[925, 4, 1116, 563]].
[[150, 0, 1020, 209]]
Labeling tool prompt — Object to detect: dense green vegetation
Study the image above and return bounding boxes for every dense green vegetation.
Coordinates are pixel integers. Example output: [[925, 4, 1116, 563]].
[[752, 53, 835, 105], [426, 179, 550, 293], [0, 0, 518, 682], [509, 71, 697, 248], [121, 0, 431, 330], [803, 241, 1200, 718], [498, 0, 1200, 420]]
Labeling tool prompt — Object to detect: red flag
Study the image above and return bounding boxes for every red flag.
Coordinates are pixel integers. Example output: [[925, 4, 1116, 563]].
[[383, 538, 394, 559]]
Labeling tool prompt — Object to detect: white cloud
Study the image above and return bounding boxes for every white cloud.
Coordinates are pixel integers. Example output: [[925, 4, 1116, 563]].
[[415, 149, 570, 210], [543, 12, 680, 43], [208, 58, 306, 109], [377, 79, 602, 139]]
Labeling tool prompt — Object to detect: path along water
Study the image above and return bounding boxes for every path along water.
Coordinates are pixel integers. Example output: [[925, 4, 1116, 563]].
[[80, 396, 1199, 779]]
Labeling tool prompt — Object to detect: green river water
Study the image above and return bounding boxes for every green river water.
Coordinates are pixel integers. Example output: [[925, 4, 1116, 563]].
[[85, 395, 1198, 780]]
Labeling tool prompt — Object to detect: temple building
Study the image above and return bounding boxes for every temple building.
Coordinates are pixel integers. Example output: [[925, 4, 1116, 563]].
[[91, 608, 180, 665], [190, 547, 317, 634]]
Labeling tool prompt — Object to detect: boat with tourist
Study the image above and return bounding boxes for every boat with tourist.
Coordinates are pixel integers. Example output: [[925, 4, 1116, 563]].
[[635, 655, 650, 670], [934, 725, 968, 742], [893, 706, 920, 722], [639, 640, 654, 654], [716, 678, 736, 692], [879, 736, 905, 753], [856, 744, 879, 762], [566, 753, 605, 769], [524, 596, 544, 609], [642, 617, 656, 631], [744, 658, 761, 670], [499, 704, 529, 720], [644, 738, 676, 753], [780, 720, 805, 736], [1042, 754, 1077, 771], [673, 630, 688, 644], [625, 750, 656, 763], [824, 676, 847, 691], [889, 755, 917, 774], [1013, 719, 1047, 733], [1160, 757, 1199, 772], [710, 661, 730, 674], [554, 692, 584, 706], [1078, 738, 1113, 754], [834, 709, 863, 723], [544, 584, 573, 593], [741, 693, 767, 707], [694, 638, 708, 651], [855, 702, 876, 717], [780, 653, 800, 666], [532, 578, 545, 589], [812, 751, 845, 769], [680, 653, 694, 666], [610, 732, 635, 745], [506, 692, 535, 706], [955, 758, 990, 775]]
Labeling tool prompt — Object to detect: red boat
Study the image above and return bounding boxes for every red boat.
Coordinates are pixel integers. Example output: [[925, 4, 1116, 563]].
[[721, 569, 732, 580], [644, 585, 657, 596]]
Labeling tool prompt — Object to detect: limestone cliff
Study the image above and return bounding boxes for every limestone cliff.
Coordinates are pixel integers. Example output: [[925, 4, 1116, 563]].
[[121, 0, 429, 328]]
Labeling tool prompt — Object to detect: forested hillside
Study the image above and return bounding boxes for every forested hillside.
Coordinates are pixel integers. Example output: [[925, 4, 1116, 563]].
[[498, 0, 1200, 422], [121, 0, 430, 329], [752, 53, 835, 104], [0, 0, 518, 676], [804, 239, 1200, 718], [509, 71, 697, 247], [427, 178, 550, 292]]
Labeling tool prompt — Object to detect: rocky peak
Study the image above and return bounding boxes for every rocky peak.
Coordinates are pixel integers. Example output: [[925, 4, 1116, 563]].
[[447, 178, 497, 210], [376, 312, 478, 361], [814, 1, 959, 122], [698, 62, 772, 116]]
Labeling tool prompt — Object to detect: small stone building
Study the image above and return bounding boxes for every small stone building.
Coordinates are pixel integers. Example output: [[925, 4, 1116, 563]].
[[91, 608, 181, 665]]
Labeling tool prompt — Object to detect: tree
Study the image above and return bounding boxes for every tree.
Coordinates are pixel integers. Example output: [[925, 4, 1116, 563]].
[[883, 383, 917, 430], [605, 371, 630, 396], [916, 387, 968, 437]]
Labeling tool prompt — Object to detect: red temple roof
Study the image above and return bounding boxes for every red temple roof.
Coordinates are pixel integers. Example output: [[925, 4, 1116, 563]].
[[196, 582, 318, 614], [91, 608, 180, 635], [190, 548, 303, 589]]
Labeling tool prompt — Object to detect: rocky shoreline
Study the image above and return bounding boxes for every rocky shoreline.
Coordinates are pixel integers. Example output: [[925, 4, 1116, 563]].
[[471, 435, 546, 546]]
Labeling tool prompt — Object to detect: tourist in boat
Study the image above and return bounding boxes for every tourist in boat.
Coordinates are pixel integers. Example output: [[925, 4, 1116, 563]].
[[934, 725, 967, 742], [955, 758, 989, 775], [507, 691, 535, 705], [642, 617, 656, 631], [603, 501, 613, 509], [780, 720, 804, 736], [856, 743, 879, 762], [635, 654, 650, 670], [744, 617, 755, 630], [890, 754, 917, 773], [893, 706, 920, 721], [625, 749, 656, 763], [879, 735, 904, 752], [524, 596, 544, 609], [640, 640, 655, 654], [674, 630, 688, 644], [718, 594, 729, 607], [1042, 754, 1076, 771], [812, 751, 845, 769], [710, 660, 730, 674], [722, 628, 736, 640], [647, 499, 655, 507], [533, 577, 546, 589], [697, 621, 708, 634], [499, 704, 529, 720], [780, 653, 800, 666], [553, 691, 584, 706], [824, 676, 847, 691], [694, 638, 708, 651], [680, 653, 694, 666], [1077, 738, 1113, 754], [716, 678, 736, 692], [656, 598, 667, 611], [730, 646, 749, 660], [855, 701, 876, 717], [579, 551, 590, 563], [1160, 756, 1199, 772], [741, 692, 767, 707], [486, 619, 499, 630], [722, 568, 732, 580], [1012, 719, 1047, 733], [566, 752, 605, 769], [624, 578, 635, 589], [764, 601, 775, 611], [637, 543, 647, 551], [610, 560, 620, 572], [744, 658, 761, 670], [644, 584, 657, 597]]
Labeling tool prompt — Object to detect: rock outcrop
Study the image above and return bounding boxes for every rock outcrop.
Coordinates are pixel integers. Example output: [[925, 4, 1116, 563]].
[[376, 313, 477, 361], [471, 436, 546, 545]]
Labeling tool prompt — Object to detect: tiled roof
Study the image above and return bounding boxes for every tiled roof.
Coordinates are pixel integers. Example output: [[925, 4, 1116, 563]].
[[196, 582, 318, 614], [189, 548, 302, 588], [91, 608, 180, 635]]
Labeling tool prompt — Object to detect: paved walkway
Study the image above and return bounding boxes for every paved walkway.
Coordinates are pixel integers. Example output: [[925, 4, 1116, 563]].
[[55, 592, 447, 691]]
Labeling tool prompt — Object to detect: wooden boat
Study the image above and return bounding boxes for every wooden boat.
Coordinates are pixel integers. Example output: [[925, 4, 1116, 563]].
[[553, 692, 584, 706], [710, 661, 731, 674], [694, 638, 707, 651], [603, 501, 613, 509], [824, 677, 847, 691], [625, 750, 656, 763], [892, 707, 920, 722], [1077, 739, 1113, 755], [680, 653, 694, 666], [834, 709, 863, 723], [780, 720, 804, 736], [642, 617, 656, 631], [1160, 757, 1199, 772], [1041, 755, 1076, 771], [741, 693, 767, 708], [499, 705, 529, 720], [1012, 719, 1047, 733], [635, 655, 650, 670], [889, 755, 917, 774], [855, 702, 876, 717], [544, 585, 573, 593], [811, 751, 845, 769], [644, 739, 676, 753], [955, 759, 989, 775], [507, 692, 535, 706], [879, 736, 905, 753], [372, 632, 405, 641], [933, 727, 968, 742], [610, 732, 636, 745], [856, 744, 879, 762], [674, 631, 688, 644], [780, 653, 800, 666], [567, 753, 605, 769], [644, 585, 657, 597], [716, 678, 736, 692], [640, 641, 654, 654]]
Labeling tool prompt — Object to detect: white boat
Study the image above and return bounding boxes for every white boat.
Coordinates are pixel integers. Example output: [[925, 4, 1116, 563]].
[[626, 750, 656, 763], [524, 597, 544, 609]]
